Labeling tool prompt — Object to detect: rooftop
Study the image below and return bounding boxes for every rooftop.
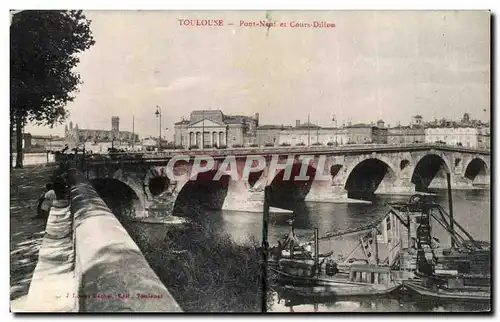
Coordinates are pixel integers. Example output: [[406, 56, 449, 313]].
[[295, 122, 320, 129], [174, 120, 190, 125], [257, 125, 293, 130], [345, 123, 376, 128]]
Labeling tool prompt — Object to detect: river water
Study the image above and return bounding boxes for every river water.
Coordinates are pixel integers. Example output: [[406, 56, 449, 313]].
[[203, 188, 491, 312]]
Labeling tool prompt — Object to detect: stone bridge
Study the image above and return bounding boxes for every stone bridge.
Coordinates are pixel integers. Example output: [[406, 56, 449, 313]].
[[79, 144, 490, 218]]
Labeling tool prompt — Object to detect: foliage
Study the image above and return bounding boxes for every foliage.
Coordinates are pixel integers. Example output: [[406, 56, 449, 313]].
[[11, 10, 95, 126], [10, 10, 95, 167]]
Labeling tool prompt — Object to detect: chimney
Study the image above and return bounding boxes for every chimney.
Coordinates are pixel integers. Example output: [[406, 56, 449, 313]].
[[296, 120, 300, 127]]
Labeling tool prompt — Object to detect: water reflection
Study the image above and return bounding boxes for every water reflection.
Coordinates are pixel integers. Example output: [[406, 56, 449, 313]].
[[269, 291, 491, 312]]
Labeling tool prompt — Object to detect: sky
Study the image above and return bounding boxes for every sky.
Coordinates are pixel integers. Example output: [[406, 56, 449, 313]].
[[23, 10, 490, 140]]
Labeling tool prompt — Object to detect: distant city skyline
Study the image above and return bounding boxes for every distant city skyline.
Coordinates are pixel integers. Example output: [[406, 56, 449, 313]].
[[24, 10, 490, 139]]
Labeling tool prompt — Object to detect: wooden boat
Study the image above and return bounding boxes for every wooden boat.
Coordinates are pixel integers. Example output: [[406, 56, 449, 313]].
[[270, 263, 401, 298], [402, 278, 490, 302], [268, 219, 334, 267], [268, 215, 405, 298]]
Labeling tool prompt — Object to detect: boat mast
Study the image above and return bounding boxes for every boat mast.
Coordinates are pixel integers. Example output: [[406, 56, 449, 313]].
[[372, 227, 379, 265], [261, 186, 271, 313], [314, 228, 319, 277], [446, 172, 456, 248]]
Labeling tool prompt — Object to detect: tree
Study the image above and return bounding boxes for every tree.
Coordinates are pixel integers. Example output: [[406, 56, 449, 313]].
[[10, 10, 95, 168]]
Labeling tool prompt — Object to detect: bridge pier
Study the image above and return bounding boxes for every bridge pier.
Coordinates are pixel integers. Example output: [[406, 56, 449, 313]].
[[221, 180, 265, 213], [304, 181, 350, 203], [375, 177, 416, 195]]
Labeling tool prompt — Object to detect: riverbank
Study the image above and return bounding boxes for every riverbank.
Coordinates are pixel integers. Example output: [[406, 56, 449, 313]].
[[10, 164, 58, 308], [121, 217, 265, 312]]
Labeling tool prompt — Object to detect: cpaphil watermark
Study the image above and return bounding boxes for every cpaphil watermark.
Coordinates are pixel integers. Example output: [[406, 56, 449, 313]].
[[164, 154, 332, 182]]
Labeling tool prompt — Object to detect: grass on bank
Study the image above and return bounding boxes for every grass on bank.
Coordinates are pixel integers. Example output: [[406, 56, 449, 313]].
[[124, 219, 268, 312]]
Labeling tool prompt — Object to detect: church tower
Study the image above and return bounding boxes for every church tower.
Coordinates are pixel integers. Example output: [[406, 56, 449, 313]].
[[111, 116, 120, 142]]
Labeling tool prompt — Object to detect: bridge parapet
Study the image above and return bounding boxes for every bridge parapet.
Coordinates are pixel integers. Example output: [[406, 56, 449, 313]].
[[68, 169, 182, 312], [83, 143, 490, 164]]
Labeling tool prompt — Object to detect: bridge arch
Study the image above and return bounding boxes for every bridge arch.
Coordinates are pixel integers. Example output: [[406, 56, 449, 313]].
[[173, 170, 231, 217], [344, 157, 398, 199], [143, 167, 170, 197], [400, 159, 410, 170], [411, 153, 451, 192], [89, 177, 146, 218], [267, 162, 318, 209], [464, 157, 489, 185], [86, 168, 151, 218], [330, 164, 343, 180]]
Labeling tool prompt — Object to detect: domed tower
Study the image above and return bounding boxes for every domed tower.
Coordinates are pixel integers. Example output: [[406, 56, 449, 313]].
[[462, 113, 470, 124]]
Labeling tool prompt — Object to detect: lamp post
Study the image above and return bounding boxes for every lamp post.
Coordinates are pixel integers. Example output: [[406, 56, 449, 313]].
[[155, 105, 162, 150], [165, 128, 169, 148], [307, 114, 311, 146], [201, 110, 205, 150]]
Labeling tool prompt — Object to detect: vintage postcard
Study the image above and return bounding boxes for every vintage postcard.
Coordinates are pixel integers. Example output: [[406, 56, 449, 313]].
[[10, 10, 491, 313]]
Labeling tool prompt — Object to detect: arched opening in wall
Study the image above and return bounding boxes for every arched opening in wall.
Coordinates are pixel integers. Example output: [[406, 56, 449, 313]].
[[464, 158, 489, 185], [455, 158, 462, 168], [148, 176, 170, 196], [330, 164, 343, 180], [248, 170, 264, 189], [400, 159, 410, 171], [173, 170, 230, 217], [90, 178, 142, 220], [268, 164, 317, 210], [411, 154, 450, 192], [344, 158, 395, 200]]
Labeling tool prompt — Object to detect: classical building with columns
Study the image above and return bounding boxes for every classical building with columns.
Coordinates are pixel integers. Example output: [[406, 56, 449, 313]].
[[173, 110, 259, 148]]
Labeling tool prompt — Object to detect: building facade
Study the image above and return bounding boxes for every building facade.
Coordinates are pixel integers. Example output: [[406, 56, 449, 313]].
[[387, 127, 426, 144], [425, 126, 482, 148], [256, 120, 349, 147], [65, 117, 139, 148], [173, 110, 259, 148], [12, 133, 66, 152], [344, 123, 388, 144], [478, 126, 491, 150]]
